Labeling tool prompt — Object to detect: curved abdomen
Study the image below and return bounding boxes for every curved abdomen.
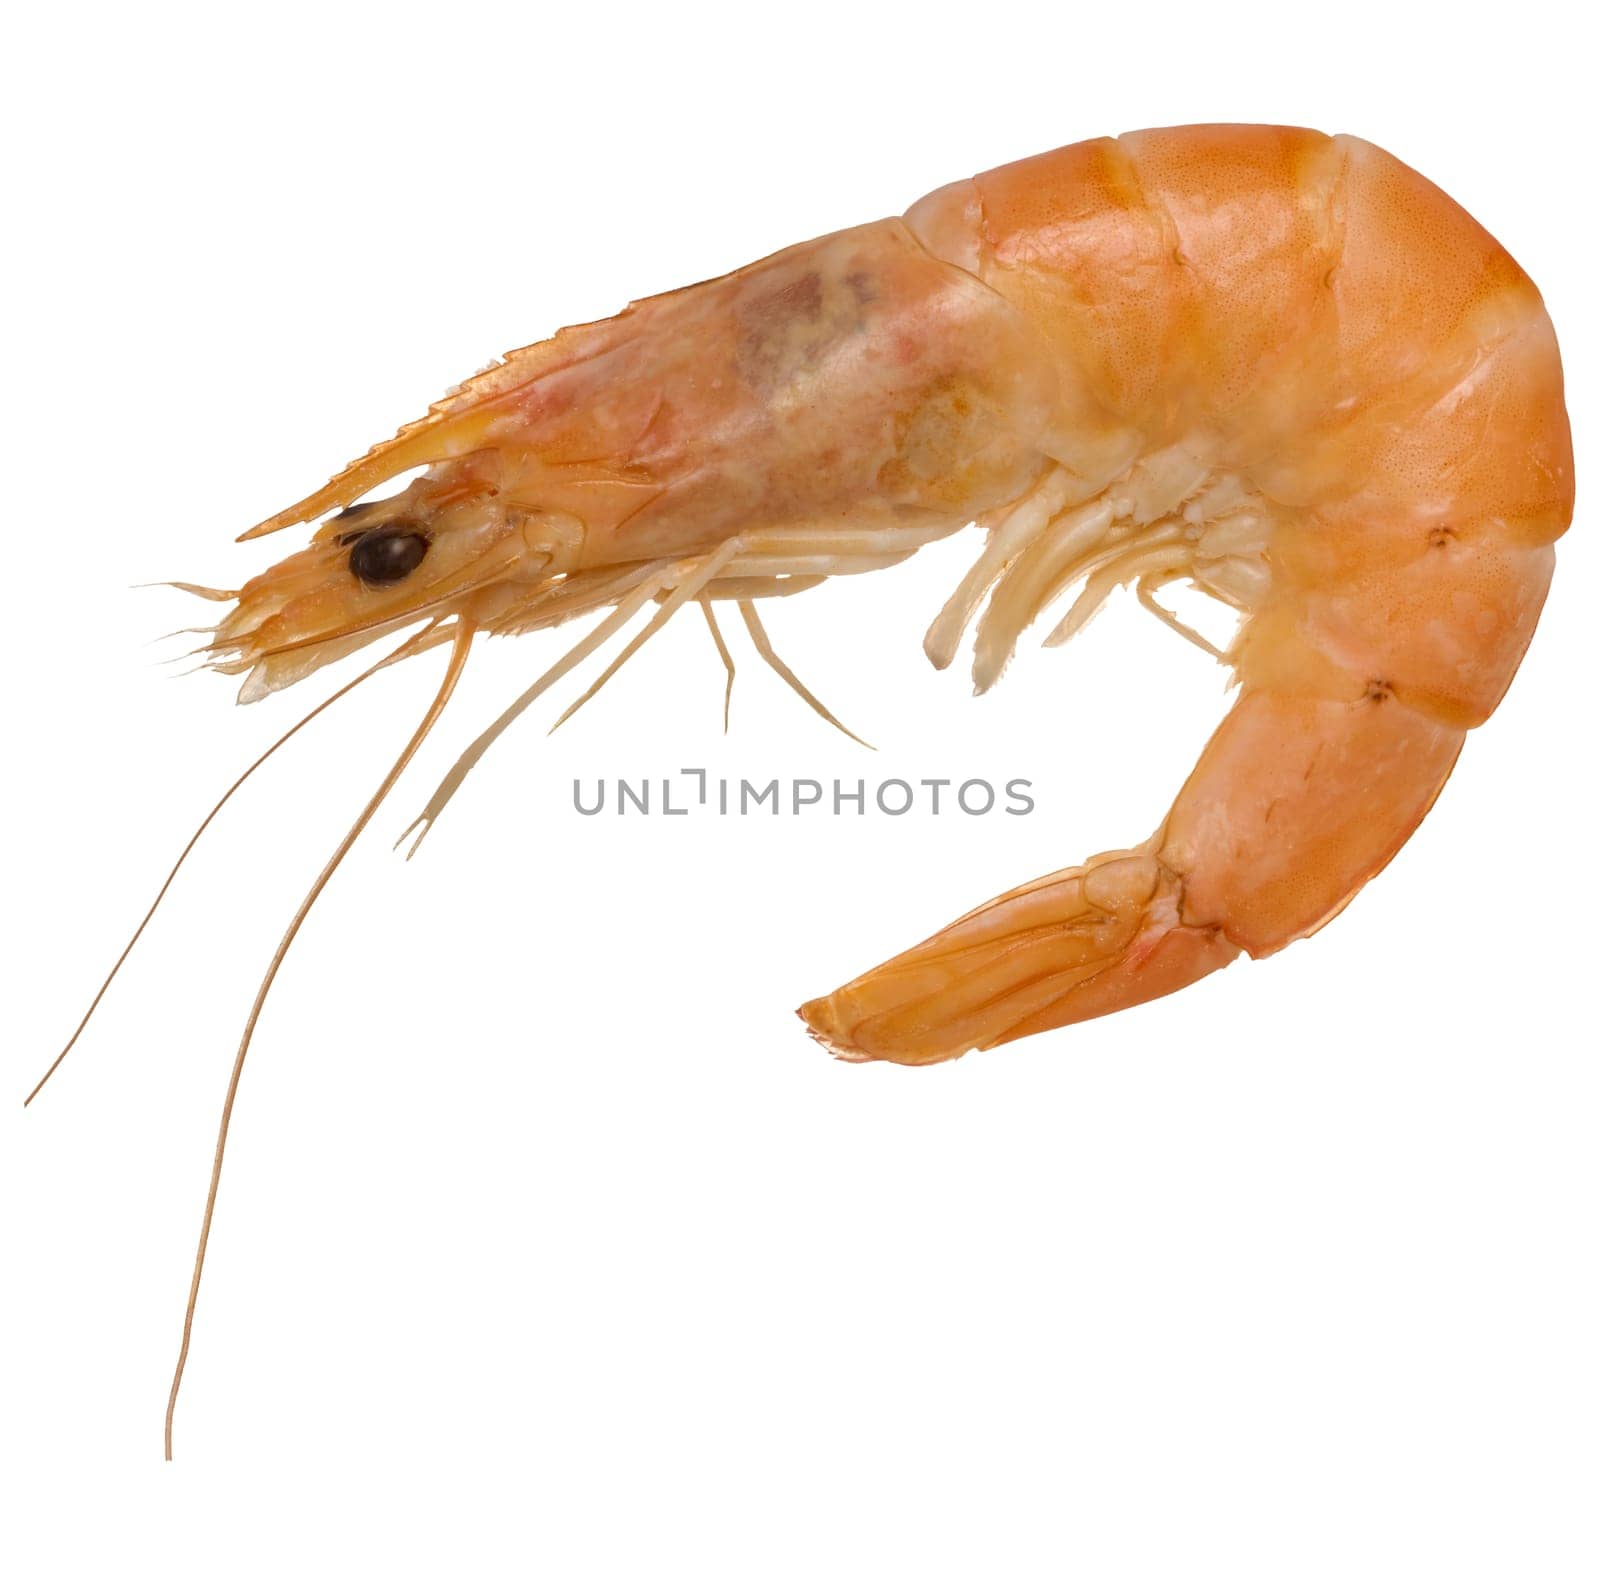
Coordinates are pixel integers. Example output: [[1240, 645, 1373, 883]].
[[803, 126, 1573, 1062]]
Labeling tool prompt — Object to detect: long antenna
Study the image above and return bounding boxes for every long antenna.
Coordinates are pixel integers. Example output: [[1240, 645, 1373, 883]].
[[23, 625, 439, 1108], [163, 621, 474, 1460]]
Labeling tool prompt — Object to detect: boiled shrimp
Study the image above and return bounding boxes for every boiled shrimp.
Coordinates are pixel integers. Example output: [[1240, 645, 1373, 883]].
[[28, 125, 1573, 1454]]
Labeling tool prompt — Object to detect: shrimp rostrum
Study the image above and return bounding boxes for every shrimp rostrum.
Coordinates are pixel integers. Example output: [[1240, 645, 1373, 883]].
[[35, 125, 1572, 1449]]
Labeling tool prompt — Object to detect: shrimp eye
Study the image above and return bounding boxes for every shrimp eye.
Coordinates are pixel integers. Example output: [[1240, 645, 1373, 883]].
[[348, 528, 429, 586]]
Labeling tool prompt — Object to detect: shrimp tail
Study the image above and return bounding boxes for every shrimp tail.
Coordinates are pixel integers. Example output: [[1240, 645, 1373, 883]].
[[800, 685, 1468, 1065], [800, 844, 1239, 1066]]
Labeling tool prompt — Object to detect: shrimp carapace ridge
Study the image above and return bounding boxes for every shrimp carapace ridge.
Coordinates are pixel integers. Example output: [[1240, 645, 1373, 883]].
[[37, 125, 1571, 1449]]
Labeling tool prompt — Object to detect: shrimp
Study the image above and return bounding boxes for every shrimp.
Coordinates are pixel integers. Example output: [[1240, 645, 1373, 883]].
[[30, 125, 1572, 1454]]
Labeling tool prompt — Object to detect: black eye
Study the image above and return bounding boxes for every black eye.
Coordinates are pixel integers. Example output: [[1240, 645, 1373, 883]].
[[348, 529, 429, 586]]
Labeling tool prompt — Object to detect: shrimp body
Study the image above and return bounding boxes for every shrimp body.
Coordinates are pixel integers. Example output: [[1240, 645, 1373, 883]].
[[217, 124, 1570, 1067]]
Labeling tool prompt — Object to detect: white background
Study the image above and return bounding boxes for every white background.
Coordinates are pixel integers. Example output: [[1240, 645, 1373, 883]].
[[2, 2, 1593, 1579]]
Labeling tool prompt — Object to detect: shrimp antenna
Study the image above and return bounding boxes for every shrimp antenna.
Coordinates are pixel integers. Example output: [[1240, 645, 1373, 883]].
[[163, 620, 473, 1461], [22, 623, 440, 1109]]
